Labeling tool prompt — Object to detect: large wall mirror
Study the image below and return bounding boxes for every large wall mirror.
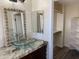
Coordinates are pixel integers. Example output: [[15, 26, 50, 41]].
[[31, 10, 44, 33], [4, 8, 26, 47]]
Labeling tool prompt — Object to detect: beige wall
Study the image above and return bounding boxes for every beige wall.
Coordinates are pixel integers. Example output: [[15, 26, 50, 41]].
[[64, 4, 79, 48]]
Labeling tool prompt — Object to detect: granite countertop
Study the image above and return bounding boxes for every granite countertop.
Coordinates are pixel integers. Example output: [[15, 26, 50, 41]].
[[0, 39, 47, 59]]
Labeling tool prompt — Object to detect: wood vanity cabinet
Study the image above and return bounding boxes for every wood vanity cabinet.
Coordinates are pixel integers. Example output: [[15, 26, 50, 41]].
[[20, 44, 47, 59]]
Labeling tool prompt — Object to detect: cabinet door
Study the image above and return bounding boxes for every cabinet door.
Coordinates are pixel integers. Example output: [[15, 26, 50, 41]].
[[21, 45, 47, 59], [31, 45, 47, 59], [20, 54, 33, 59]]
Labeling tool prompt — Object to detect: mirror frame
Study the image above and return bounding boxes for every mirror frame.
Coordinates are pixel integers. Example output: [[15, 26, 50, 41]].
[[32, 10, 44, 33], [4, 8, 27, 47]]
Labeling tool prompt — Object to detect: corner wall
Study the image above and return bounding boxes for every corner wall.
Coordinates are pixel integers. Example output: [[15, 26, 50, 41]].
[[32, 0, 54, 59], [64, 4, 79, 48]]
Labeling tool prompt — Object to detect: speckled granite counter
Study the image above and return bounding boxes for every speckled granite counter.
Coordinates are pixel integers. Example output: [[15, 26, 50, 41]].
[[0, 39, 47, 59]]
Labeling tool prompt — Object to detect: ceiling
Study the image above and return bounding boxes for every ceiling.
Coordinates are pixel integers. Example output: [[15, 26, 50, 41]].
[[58, 0, 79, 4]]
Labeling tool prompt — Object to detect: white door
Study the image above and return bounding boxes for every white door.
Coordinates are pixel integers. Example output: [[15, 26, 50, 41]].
[[70, 17, 79, 51]]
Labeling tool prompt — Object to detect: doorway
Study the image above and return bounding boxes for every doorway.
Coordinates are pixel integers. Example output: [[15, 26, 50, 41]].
[[53, 1, 79, 59], [53, 1, 64, 48]]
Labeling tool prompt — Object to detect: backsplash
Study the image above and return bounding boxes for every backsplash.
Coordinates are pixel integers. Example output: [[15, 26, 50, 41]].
[[0, 0, 32, 47]]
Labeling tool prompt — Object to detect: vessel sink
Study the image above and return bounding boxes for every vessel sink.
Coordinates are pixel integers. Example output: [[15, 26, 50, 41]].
[[12, 39, 36, 49]]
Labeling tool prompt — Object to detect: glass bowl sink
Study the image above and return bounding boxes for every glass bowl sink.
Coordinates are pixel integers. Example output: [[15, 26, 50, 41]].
[[12, 39, 36, 49]]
